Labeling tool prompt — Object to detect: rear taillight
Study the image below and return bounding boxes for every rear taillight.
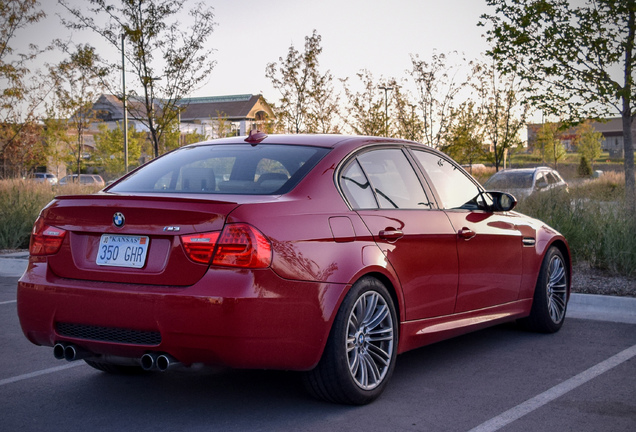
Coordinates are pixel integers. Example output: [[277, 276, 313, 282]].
[[180, 231, 220, 264], [29, 217, 67, 256], [180, 223, 272, 268]]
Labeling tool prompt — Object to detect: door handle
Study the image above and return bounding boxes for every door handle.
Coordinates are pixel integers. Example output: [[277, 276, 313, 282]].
[[379, 229, 404, 241], [458, 227, 476, 240]]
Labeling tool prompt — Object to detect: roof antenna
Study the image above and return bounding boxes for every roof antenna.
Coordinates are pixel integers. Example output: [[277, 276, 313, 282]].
[[245, 129, 267, 146]]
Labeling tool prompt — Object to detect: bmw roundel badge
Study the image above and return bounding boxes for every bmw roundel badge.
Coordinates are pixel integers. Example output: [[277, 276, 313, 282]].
[[113, 212, 125, 228]]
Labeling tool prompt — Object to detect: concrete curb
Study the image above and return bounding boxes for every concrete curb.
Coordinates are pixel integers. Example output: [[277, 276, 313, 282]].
[[568, 293, 636, 325], [1, 255, 634, 324], [0, 253, 29, 278]]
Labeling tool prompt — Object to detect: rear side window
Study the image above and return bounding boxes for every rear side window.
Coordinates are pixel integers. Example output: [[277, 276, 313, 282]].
[[108, 144, 329, 195], [339, 148, 431, 209]]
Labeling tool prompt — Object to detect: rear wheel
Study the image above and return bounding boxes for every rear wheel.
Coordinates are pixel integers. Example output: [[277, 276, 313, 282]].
[[84, 359, 147, 375], [519, 247, 569, 333], [303, 277, 398, 405]]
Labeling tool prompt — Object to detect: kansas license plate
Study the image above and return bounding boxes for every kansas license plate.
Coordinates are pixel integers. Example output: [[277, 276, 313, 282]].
[[96, 234, 149, 268]]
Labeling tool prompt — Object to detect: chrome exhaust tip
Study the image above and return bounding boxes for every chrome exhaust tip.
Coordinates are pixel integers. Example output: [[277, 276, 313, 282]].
[[156, 354, 179, 372], [53, 343, 66, 360], [64, 344, 90, 361], [140, 353, 158, 371]]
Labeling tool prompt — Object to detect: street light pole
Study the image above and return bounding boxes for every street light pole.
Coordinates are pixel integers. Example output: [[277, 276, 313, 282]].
[[378, 85, 393, 137], [121, 34, 129, 174]]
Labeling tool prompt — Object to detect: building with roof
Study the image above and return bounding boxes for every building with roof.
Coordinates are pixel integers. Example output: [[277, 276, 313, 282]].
[[90, 93, 275, 139], [527, 117, 634, 158]]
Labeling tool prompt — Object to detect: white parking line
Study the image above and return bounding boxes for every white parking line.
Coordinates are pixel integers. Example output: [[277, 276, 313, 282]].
[[0, 363, 84, 387], [0, 300, 17, 305], [468, 343, 636, 432]]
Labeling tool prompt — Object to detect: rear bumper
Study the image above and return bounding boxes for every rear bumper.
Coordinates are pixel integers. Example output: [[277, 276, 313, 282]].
[[17, 259, 348, 370]]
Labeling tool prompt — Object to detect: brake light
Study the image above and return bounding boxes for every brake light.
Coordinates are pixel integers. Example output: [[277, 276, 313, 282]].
[[29, 217, 67, 256], [180, 223, 272, 268], [180, 232, 220, 264], [213, 223, 272, 268]]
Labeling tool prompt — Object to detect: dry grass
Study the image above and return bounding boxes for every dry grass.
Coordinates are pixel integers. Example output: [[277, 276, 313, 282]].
[[0, 180, 102, 249]]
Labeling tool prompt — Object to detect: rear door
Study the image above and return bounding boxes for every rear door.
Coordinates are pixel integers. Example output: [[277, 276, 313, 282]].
[[339, 147, 459, 320]]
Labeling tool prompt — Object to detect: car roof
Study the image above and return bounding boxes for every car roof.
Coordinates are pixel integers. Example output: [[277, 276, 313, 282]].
[[495, 167, 555, 175], [188, 134, 426, 150]]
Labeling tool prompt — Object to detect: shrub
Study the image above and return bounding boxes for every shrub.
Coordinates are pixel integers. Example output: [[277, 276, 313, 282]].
[[516, 176, 636, 277], [577, 156, 593, 177]]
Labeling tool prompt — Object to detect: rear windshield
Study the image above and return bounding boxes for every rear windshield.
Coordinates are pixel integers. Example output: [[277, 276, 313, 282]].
[[484, 171, 534, 189], [108, 144, 329, 195]]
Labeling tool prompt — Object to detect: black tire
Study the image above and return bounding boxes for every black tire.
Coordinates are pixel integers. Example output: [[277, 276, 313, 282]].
[[84, 359, 148, 375], [519, 247, 569, 333], [303, 277, 398, 405]]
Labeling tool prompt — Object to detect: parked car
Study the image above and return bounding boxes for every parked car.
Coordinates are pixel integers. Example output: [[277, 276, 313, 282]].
[[18, 133, 571, 405], [59, 174, 105, 187], [483, 167, 568, 200], [28, 172, 58, 185]]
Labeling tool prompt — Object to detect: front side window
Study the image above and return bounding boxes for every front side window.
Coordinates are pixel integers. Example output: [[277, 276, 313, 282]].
[[108, 144, 328, 195], [412, 150, 484, 210]]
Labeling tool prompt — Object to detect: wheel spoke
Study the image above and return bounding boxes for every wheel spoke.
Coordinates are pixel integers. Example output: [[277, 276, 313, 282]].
[[361, 352, 381, 385], [366, 304, 389, 330], [362, 293, 378, 325]]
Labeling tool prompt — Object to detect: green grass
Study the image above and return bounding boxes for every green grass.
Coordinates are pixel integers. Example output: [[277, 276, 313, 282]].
[[516, 172, 636, 277]]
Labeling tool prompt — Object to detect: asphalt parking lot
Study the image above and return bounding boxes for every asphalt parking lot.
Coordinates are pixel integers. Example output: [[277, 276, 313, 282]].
[[1, 255, 635, 431]]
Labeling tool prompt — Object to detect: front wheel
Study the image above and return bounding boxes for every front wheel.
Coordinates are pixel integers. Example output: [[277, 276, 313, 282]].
[[519, 246, 569, 333], [303, 277, 398, 405]]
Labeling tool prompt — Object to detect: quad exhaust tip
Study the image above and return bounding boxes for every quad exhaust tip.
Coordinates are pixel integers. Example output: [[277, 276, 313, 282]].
[[55, 345, 181, 371]]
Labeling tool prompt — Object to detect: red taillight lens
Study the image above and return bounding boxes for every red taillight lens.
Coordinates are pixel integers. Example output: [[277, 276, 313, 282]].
[[180, 231, 220, 264], [180, 223, 272, 268], [29, 217, 67, 256], [213, 223, 272, 268]]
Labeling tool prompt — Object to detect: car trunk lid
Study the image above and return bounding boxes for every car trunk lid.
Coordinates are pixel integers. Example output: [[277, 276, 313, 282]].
[[40, 193, 241, 286]]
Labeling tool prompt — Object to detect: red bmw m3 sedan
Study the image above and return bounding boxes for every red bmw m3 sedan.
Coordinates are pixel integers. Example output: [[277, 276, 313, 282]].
[[17, 133, 570, 404]]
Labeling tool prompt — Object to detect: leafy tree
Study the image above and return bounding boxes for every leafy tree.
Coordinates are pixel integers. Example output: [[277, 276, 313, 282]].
[[538, 122, 566, 169], [0, 121, 46, 177], [0, 0, 49, 178], [441, 101, 485, 166], [392, 84, 424, 141], [306, 65, 339, 134], [213, 110, 232, 138], [60, 0, 217, 159], [266, 30, 336, 134], [50, 44, 107, 178], [575, 121, 603, 166], [341, 70, 387, 136], [409, 51, 471, 148], [482, 0, 636, 211], [41, 111, 74, 179], [93, 122, 144, 178], [473, 61, 527, 171]]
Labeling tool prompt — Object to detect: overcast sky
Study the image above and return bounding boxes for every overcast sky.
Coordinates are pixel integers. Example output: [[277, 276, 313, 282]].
[[20, 0, 492, 105]]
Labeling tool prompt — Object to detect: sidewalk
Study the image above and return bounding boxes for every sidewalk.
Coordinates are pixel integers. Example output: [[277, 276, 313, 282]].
[[1, 252, 635, 324]]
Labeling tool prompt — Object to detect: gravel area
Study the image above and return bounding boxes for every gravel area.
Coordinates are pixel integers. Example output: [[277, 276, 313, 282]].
[[571, 262, 636, 298]]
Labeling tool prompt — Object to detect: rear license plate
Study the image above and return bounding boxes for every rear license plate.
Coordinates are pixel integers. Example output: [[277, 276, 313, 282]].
[[96, 234, 149, 268]]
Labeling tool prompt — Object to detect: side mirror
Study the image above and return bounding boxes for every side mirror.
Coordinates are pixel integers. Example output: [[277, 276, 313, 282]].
[[487, 191, 517, 212]]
